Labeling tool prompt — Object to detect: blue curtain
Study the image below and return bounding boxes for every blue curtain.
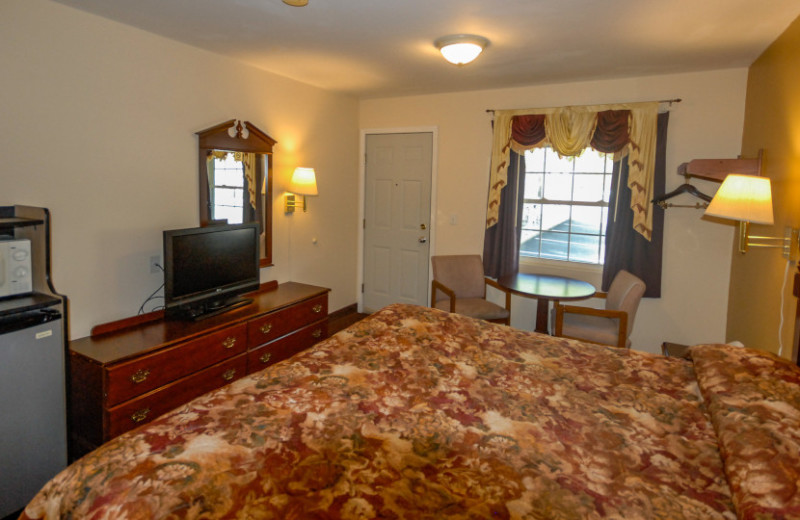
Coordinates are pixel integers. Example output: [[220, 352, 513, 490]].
[[602, 111, 668, 297], [483, 150, 525, 278]]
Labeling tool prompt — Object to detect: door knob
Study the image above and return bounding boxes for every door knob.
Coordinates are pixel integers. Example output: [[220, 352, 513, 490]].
[[418, 236, 427, 244]]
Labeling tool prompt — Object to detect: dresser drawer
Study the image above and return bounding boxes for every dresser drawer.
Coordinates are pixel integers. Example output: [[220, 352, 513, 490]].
[[106, 354, 247, 439], [105, 323, 247, 407], [247, 294, 327, 347], [247, 320, 328, 373]]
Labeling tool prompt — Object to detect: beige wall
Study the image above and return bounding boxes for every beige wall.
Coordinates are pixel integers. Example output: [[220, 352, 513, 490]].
[[0, 0, 360, 339], [729, 15, 800, 359], [360, 69, 749, 353]]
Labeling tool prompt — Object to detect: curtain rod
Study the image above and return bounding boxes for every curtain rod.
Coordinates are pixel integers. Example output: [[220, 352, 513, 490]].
[[485, 98, 682, 114]]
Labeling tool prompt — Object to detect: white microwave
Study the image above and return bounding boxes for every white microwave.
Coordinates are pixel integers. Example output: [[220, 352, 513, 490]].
[[0, 239, 32, 297]]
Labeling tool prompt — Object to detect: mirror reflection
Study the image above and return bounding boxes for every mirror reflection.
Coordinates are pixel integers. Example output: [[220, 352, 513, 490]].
[[206, 151, 258, 225], [197, 120, 275, 267]]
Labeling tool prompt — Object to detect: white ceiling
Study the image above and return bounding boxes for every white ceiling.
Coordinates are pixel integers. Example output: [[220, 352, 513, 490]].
[[51, 0, 800, 99]]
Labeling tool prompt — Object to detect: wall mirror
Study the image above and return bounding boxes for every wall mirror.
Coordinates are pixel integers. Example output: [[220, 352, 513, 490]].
[[197, 119, 275, 267]]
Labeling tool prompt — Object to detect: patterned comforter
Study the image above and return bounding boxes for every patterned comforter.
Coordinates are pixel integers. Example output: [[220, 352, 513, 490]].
[[21, 304, 800, 519]]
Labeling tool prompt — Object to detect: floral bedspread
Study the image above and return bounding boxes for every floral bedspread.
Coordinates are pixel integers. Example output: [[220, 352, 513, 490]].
[[22, 304, 742, 519], [692, 344, 800, 519]]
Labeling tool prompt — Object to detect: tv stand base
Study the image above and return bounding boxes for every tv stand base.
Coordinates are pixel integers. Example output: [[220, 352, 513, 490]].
[[189, 297, 253, 321]]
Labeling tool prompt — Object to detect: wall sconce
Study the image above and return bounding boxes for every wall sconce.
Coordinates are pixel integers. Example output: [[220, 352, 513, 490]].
[[704, 174, 799, 258], [434, 34, 490, 65], [285, 167, 318, 213]]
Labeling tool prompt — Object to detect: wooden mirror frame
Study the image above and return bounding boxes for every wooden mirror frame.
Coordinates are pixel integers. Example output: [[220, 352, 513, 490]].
[[197, 120, 275, 267]]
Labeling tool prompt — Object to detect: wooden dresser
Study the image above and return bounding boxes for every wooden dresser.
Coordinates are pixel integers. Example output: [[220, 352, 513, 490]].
[[68, 282, 329, 458]]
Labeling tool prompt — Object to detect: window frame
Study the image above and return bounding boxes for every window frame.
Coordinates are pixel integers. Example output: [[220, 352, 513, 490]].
[[211, 153, 247, 225], [519, 146, 614, 266]]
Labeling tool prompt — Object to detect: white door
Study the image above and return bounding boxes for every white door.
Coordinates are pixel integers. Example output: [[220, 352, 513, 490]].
[[363, 132, 433, 312]]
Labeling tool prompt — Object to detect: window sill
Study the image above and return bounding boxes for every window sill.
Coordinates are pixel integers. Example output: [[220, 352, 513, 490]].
[[518, 256, 603, 287]]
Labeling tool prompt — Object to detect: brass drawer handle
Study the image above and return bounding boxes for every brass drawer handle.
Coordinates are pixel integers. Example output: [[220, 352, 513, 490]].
[[222, 368, 236, 381], [131, 408, 150, 423], [312, 304, 323, 313], [222, 336, 237, 349], [130, 369, 150, 384], [259, 352, 272, 364], [312, 329, 322, 339], [260, 323, 273, 335]]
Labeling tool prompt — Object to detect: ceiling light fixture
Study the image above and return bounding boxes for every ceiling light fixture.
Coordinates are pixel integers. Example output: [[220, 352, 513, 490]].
[[435, 34, 490, 65], [282, 0, 308, 6]]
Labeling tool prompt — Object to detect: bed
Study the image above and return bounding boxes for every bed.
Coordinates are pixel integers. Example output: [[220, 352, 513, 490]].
[[21, 303, 800, 519]]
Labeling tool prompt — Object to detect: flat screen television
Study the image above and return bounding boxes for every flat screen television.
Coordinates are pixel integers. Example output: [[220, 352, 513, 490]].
[[163, 223, 260, 321]]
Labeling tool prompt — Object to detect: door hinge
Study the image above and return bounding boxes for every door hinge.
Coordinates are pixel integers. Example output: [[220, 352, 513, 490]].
[[361, 283, 365, 293], [363, 218, 366, 229]]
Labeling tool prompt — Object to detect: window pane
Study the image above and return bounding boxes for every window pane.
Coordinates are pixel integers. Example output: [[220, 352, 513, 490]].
[[572, 174, 604, 202], [520, 230, 540, 256], [214, 155, 244, 187], [213, 205, 243, 225], [215, 168, 244, 188], [214, 187, 242, 206], [541, 204, 570, 231], [573, 150, 606, 172], [545, 147, 573, 173], [601, 207, 609, 235], [568, 234, 600, 263], [571, 206, 601, 234], [526, 147, 546, 172], [524, 173, 544, 200], [540, 231, 568, 260], [543, 172, 572, 201], [521, 203, 542, 231]]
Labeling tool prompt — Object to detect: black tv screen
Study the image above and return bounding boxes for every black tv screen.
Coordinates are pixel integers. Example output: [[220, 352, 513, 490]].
[[163, 223, 260, 320]]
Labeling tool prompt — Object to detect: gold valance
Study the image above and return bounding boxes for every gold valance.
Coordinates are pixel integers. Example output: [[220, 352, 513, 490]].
[[487, 101, 659, 240]]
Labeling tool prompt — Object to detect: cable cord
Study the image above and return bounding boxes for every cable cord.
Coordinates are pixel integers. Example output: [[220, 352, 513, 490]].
[[138, 283, 164, 315], [138, 262, 165, 315]]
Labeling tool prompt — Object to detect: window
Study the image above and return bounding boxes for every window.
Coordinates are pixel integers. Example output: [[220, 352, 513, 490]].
[[520, 147, 613, 264], [211, 153, 245, 224]]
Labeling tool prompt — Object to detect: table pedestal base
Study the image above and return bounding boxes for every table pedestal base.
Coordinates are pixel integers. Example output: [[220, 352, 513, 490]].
[[535, 299, 550, 334]]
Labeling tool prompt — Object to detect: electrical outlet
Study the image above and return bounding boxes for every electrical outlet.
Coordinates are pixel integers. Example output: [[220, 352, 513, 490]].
[[149, 255, 161, 274]]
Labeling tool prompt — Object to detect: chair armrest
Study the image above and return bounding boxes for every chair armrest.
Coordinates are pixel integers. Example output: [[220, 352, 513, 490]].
[[484, 277, 512, 312], [431, 280, 456, 312], [560, 305, 622, 319], [554, 304, 628, 349]]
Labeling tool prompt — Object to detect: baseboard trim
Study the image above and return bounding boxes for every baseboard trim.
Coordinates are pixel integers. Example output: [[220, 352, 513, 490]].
[[328, 303, 358, 321]]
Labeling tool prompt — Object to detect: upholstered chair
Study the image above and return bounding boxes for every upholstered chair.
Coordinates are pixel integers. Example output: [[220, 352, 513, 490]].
[[431, 255, 511, 325], [553, 269, 645, 349]]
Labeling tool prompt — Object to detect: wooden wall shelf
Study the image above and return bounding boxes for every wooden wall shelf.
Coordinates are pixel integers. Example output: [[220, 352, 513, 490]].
[[677, 149, 763, 182]]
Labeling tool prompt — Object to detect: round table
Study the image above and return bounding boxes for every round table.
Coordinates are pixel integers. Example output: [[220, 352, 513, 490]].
[[496, 273, 596, 334]]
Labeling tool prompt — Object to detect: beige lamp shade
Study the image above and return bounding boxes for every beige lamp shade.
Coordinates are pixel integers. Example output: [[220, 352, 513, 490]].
[[289, 167, 318, 196], [704, 174, 774, 225]]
